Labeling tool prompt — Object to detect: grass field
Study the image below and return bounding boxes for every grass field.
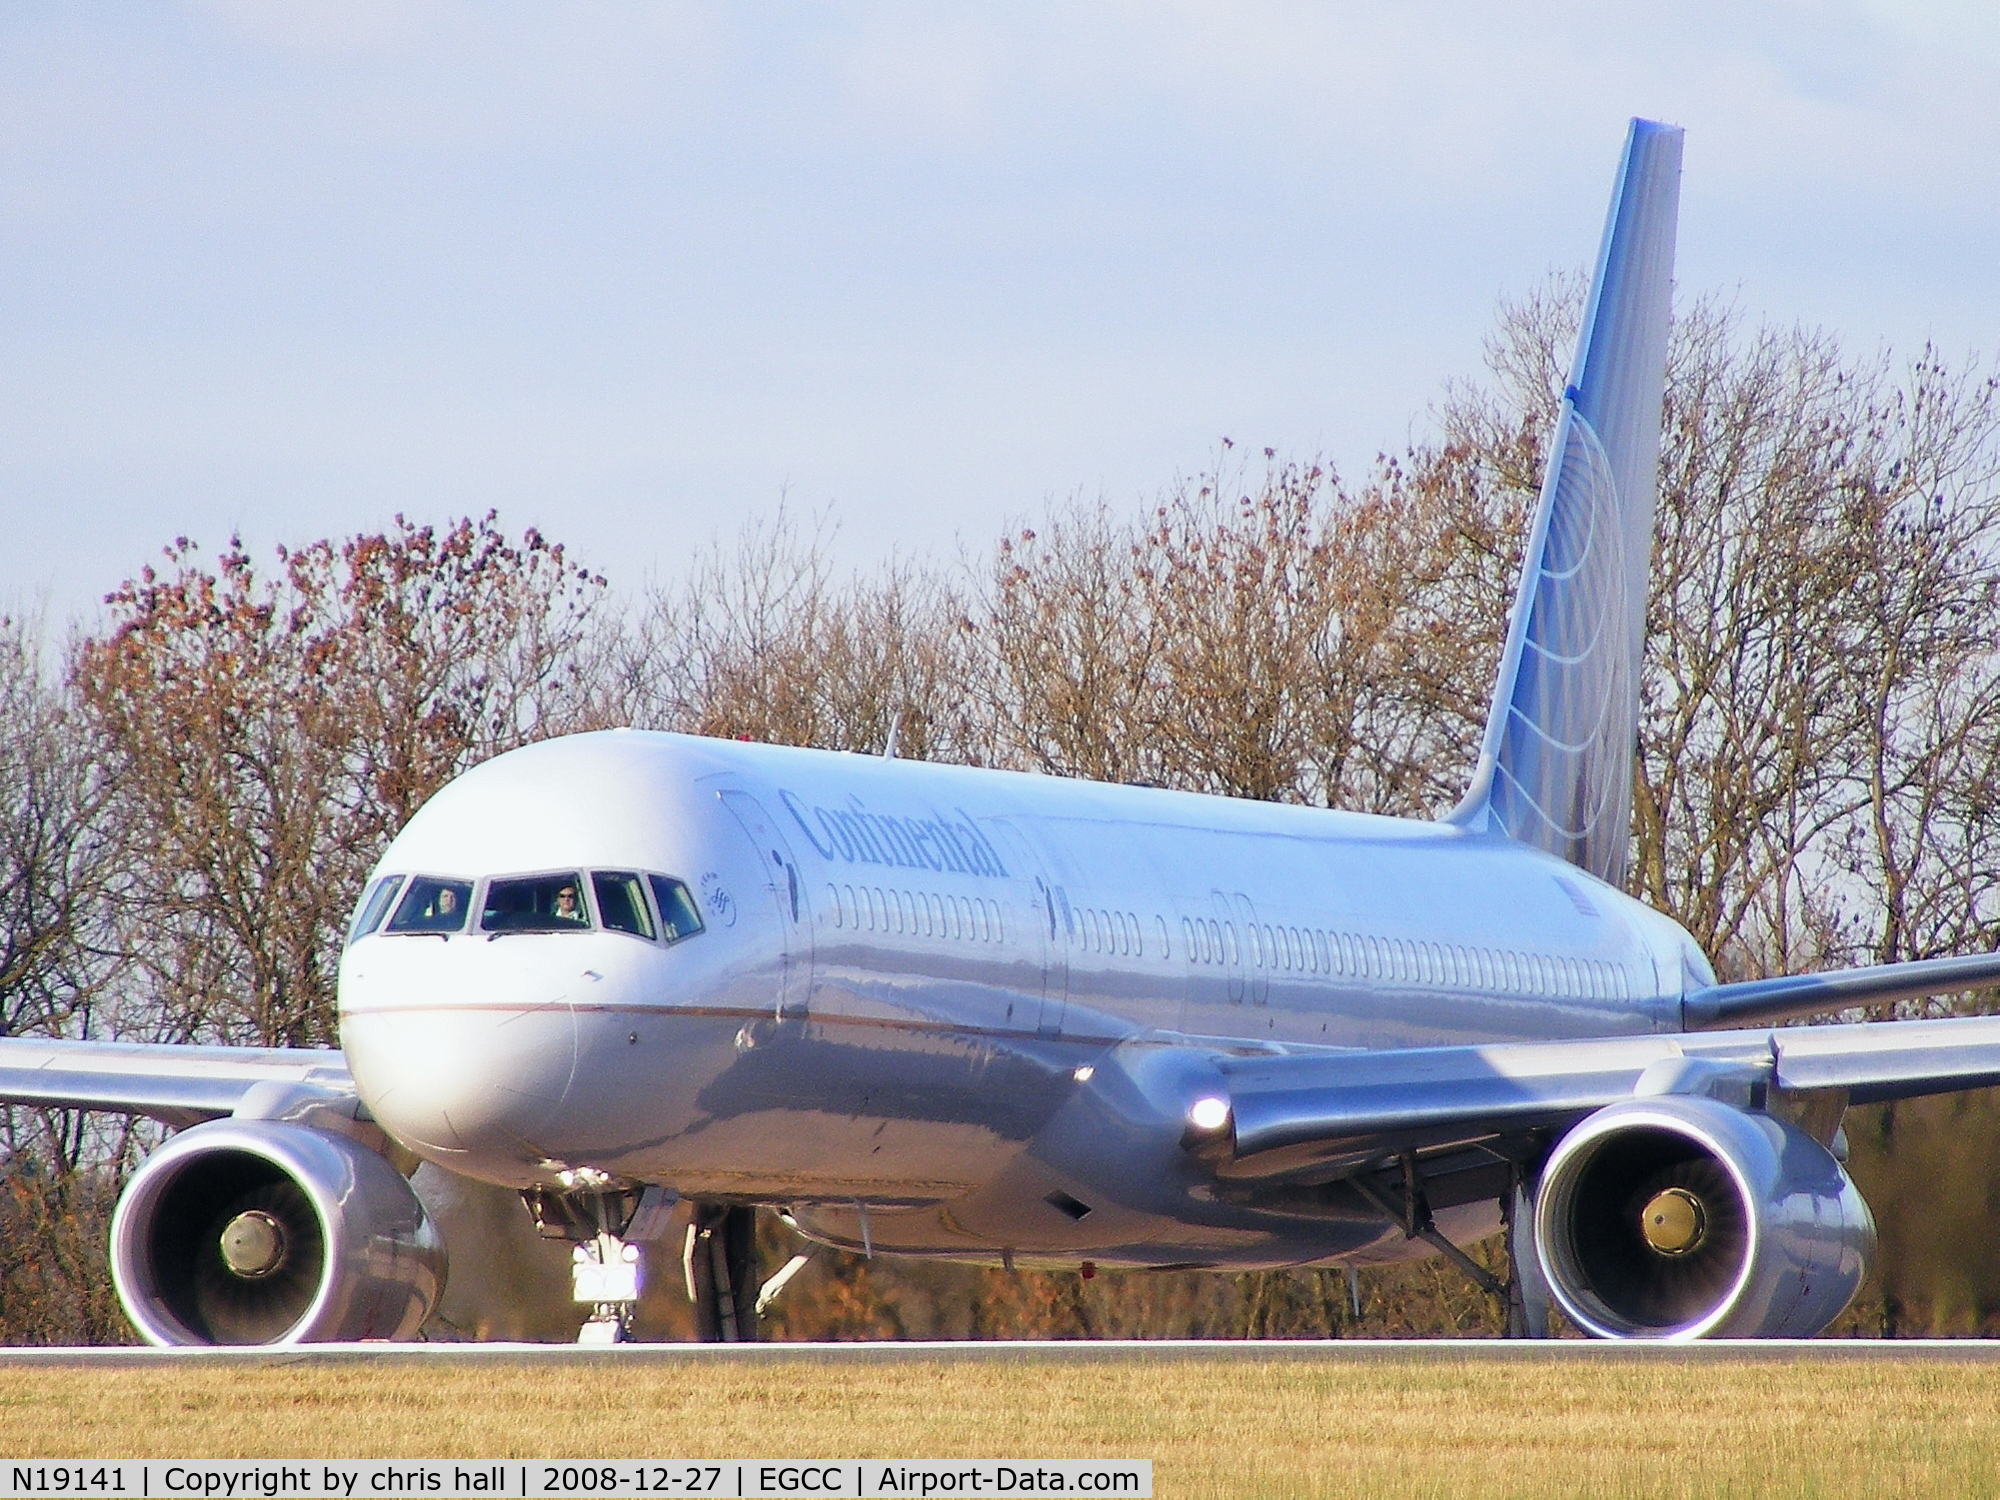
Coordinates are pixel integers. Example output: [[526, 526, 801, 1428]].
[[2, 1350, 1998, 1499]]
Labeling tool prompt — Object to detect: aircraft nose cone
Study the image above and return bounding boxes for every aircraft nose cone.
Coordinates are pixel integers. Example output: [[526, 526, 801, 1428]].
[[341, 1003, 579, 1176]]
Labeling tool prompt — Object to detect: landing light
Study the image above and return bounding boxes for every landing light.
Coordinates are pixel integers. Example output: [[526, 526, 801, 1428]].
[[571, 1242, 642, 1266], [1188, 1096, 1231, 1133]]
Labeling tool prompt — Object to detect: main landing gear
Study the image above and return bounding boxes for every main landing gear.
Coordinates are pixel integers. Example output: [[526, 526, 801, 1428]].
[[683, 1204, 760, 1343], [1349, 1152, 1550, 1338]]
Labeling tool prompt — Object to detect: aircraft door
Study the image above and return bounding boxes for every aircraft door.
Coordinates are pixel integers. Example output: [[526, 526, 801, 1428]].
[[1212, 891, 1244, 1004], [979, 814, 1065, 1040], [718, 789, 814, 1021], [1035, 878, 1073, 1039], [1233, 892, 1270, 1007]]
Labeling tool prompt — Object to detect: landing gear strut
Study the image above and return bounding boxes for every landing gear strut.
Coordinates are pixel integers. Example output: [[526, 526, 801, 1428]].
[[684, 1204, 759, 1342], [523, 1178, 677, 1345], [573, 1233, 643, 1345], [1502, 1173, 1551, 1338], [1351, 1152, 1550, 1338]]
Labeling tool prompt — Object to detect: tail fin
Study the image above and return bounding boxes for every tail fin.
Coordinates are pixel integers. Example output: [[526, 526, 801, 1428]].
[[1450, 118, 1683, 887]]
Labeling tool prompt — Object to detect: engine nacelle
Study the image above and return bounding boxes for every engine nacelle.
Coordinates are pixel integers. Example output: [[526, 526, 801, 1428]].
[[1533, 1094, 1873, 1339], [110, 1119, 446, 1346]]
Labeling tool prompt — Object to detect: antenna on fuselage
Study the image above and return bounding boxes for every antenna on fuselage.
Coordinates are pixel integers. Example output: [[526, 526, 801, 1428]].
[[882, 711, 902, 760]]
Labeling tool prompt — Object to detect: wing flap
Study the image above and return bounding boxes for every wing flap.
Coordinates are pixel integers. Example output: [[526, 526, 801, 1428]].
[[1772, 1016, 2000, 1101]]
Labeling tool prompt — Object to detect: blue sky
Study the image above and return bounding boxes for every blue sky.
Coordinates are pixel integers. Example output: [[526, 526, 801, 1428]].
[[5, 2, 1997, 623]]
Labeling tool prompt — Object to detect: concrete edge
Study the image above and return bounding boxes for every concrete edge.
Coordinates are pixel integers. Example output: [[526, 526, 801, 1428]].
[[1, 1338, 1997, 1365]]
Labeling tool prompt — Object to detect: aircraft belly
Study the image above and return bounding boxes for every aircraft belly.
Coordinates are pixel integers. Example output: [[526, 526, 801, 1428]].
[[787, 1185, 1501, 1271], [792, 1035, 1511, 1269]]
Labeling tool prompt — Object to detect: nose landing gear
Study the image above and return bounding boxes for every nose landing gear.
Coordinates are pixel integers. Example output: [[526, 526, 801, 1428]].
[[573, 1233, 644, 1344], [524, 1182, 765, 1343], [524, 1178, 678, 1344]]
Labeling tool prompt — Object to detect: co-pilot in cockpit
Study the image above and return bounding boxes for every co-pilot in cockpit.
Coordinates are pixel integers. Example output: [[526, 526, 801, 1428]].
[[482, 872, 593, 933]]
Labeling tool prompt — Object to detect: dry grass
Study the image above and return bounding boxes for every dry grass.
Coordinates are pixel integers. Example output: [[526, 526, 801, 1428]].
[[1, 1353, 1997, 1498]]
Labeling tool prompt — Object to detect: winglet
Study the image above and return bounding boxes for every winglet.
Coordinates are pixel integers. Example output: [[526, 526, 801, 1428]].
[[1450, 119, 1683, 889]]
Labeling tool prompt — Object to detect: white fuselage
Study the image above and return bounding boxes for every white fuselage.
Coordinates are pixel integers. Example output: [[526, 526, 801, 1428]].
[[337, 730, 1710, 1269]]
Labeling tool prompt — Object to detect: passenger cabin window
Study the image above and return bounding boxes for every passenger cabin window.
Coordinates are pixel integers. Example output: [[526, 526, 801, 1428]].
[[482, 873, 591, 933], [349, 875, 405, 944], [649, 875, 704, 943], [593, 871, 655, 939], [821, 881, 1008, 945], [386, 876, 473, 934]]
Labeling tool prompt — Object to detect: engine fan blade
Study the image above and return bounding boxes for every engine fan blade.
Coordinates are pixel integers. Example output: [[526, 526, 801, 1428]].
[[1614, 1156, 1750, 1326], [190, 1178, 325, 1344]]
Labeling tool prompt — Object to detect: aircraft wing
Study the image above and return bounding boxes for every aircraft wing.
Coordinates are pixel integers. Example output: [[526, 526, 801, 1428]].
[[1680, 951, 2000, 1029], [0, 1035, 352, 1128], [1206, 1012, 2000, 1184]]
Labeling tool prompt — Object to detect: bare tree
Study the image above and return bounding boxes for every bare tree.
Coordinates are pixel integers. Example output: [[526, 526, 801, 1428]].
[[968, 445, 1513, 815], [0, 615, 118, 1040], [73, 515, 610, 1046], [974, 499, 1170, 786], [620, 507, 978, 763], [0, 615, 136, 1343], [1422, 285, 2000, 985]]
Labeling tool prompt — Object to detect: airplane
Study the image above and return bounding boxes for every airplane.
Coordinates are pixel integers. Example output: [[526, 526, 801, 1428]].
[[9, 116, 2000, 1347]]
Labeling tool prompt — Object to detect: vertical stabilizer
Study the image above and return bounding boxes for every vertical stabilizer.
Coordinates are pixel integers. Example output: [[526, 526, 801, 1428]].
[[1450, 119, 1682, 887]]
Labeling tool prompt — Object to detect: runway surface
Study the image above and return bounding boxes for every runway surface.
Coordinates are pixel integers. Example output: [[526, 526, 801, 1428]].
[[3, 1338, 1998, 1364]]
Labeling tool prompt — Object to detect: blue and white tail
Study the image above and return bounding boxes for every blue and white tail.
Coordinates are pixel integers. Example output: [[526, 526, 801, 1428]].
[[1450, 119, 1682, 888]]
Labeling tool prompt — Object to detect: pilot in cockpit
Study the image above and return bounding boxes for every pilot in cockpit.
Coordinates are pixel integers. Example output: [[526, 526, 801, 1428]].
[[553, 883, 587, 926]]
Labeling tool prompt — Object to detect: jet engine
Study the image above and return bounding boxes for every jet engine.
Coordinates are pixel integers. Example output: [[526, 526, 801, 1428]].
[[109, 1119, 446, 1346], [1532, 1094, 1873, 1339]]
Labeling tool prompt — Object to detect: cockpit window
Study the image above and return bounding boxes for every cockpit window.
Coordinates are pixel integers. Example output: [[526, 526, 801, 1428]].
[[649, 875, 704, 943], [386, 876, 473, 933], [592, 872, 655, 940], [482, 873, 592, 933], [348, 875, 406, 944]]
